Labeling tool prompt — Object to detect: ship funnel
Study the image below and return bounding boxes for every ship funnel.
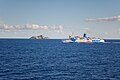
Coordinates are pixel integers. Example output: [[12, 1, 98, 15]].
[[83, 33, 88, 38]]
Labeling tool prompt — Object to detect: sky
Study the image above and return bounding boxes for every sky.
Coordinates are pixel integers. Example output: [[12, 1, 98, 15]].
[[0, 0, 120, 39]]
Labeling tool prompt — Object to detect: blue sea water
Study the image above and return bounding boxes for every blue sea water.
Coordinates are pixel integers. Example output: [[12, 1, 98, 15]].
[[0, 39, 120, 80]]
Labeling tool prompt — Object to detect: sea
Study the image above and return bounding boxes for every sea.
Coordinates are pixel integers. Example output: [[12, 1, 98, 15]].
[[0, 39, 120, 80]]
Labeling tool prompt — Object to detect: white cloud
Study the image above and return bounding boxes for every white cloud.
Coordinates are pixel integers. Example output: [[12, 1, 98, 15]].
[[118, 16, 120, 21], [31, 24, 40, 30], [0, 23, 64, 32], [85, 16, 120, 22], [50, 25, 63, 33], [81, 27, 89, 30]]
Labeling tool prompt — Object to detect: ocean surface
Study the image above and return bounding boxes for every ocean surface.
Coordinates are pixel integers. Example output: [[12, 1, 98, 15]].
[[0, 39, 120, 80]]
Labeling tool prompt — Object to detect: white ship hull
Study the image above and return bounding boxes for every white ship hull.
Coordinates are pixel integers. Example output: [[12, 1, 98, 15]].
[[62, 39, 105, 43]]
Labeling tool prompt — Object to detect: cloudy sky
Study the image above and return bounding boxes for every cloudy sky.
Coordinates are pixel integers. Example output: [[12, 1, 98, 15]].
[[0, 0, 120, 39]]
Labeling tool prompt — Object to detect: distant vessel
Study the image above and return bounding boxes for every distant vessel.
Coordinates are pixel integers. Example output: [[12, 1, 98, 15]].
[[62, 33, 105, 43]]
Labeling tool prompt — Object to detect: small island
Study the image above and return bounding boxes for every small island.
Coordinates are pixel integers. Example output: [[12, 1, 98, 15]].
[[30, 35, 49, 39]]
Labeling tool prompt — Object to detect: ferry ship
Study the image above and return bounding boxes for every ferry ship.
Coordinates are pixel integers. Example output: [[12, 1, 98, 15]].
[[62, 33, 105, 43]]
